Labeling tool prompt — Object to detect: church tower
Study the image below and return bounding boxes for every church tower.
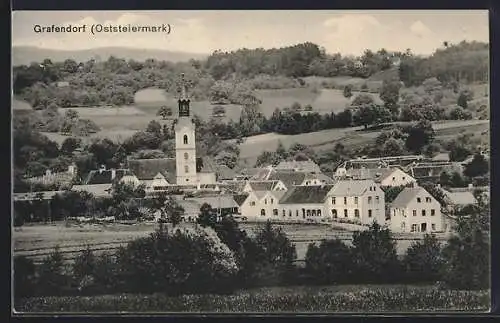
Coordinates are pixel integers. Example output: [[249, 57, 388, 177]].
[[174, 73, 198, 185]]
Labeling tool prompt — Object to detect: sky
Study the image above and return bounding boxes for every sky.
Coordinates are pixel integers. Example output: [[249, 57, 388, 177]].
[[12, 10, 489, 56]]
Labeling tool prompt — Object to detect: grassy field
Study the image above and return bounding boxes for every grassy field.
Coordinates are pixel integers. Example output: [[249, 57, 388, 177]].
[[236, 119, 490, 165], [13, 222, 449, 265], [15, 284, 489, 313]]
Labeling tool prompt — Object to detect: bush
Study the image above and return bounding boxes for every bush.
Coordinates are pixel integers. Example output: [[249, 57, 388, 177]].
[[403, 235, 444, 283], [351, 223, 402, 283], [14, 256, 36, 299], [305, 239, 354, 284], [114, 226, 239, 295], [36, 247, 72, 296]]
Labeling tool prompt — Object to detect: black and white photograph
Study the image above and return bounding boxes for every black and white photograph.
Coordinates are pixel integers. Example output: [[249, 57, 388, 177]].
[[12, 10, 491, 313]]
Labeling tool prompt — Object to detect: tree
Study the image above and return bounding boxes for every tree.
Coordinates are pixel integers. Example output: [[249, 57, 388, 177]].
[[441, 219, 489, 290], [457, 92, 468, 109], [197, 203, 218, 227], [403, 234, 444, 283], [305, 239, 354, 284], [379, 79, 401, 117], [164, 196, 183, 227], [422, 142, 441, 158], [157, 106, 173, 119], [146, 120, 162, 138], [382, 138, 405, 156], [464, 153, 489, 178], [449, 145, 471, 162], [404, 120, 435, 153], [351, 222, 401, 283], [343, 84, 353, 98], [36, 247, 70, 296], [60, 137, 82, 155]]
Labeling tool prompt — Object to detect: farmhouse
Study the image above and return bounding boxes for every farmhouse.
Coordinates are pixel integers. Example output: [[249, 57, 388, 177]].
[[327, 179, 385, 226], [389, 186, 445, 233], [279, 185, 335, 222], [342, 167, 416, 187]]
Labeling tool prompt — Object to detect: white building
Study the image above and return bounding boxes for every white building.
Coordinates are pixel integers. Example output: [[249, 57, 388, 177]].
[[237, 189, 287, 221], [326, 179, 385, 226], [389, 186, 445, 233], [278, 185, 335, 222]]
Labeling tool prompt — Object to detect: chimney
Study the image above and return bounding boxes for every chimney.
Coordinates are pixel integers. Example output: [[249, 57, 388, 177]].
[[111, 169, 116, 180]]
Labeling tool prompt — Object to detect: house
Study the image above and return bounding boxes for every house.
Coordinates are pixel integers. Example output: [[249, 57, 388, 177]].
[[327, 179, 385, 226], [278, 185, 335, 222], [441, 187, 478, 208], [238, 189, 288, 221], [343, 167, 416, 187], [127, 158, 177, 192], [389, 186, 444, 233], [408, 162, 463, 183], [275, 160, 322, 173], [84, 166, 133, 185], [242, 180, 287, 193], [268, 170, 335, 188], [184, 195, 240, 218]]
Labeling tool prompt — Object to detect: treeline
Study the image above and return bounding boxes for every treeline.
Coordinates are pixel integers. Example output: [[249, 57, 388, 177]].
[[14, 215, 489, 301]]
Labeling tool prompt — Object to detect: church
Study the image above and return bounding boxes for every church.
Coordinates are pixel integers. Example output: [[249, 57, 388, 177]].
[[127, 74, 218, 193]]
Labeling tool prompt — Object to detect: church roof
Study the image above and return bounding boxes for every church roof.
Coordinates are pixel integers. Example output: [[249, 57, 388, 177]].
[[127, 158, 177, 183]]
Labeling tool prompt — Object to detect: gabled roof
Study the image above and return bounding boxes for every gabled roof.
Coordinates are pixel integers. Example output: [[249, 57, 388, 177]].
[[84, 169, 132, 185], [198, 157, 237, 180], [345, 167, 403, 183], [234, 194, 250, 206], [268, 170, 307, 188], [279, 185, 335, 204], [275, 160, 321, 172], [247, 180, 281, 191], [442, 190, 477, 206], [127, 158, 176, 183], [390, 187, 427, 208], [329, 179, 375, 196], [186, 196, 239, 209]]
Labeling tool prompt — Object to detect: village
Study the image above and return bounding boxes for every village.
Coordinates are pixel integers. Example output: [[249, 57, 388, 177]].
[[13, 75, 489, 236]]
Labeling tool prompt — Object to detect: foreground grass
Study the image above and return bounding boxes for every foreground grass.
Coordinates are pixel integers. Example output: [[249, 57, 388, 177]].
[[15, 285, 489, 313]]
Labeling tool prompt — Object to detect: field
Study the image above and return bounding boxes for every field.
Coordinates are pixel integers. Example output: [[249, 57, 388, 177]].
[[235, 119, 490, 165], [15, 284, 489, 312], [13, 222, 450, 265]]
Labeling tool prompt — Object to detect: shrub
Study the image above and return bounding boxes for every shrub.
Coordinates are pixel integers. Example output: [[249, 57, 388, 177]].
[[305, 239, 354, 284], [114, 226, 239, 295], [36, 246, 72, 296], [403, 234, 444, 283], [13, 256, 36, 299]]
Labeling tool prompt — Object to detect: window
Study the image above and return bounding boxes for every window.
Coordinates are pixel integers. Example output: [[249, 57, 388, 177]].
[[393, 210, 396, 217], [183, 135, 188, 145], [344, 197, 347, 205], [184, 165, 189, 173], [332, 197, 336, 205], [401, 222, 406, 231], [402, 210, 406, 217], [431, 223, 436, 231], [311, 210, 316, 217], [354, 209, 360, 217], [271, 198, 274, 204], [317, 209, 322, 217], [431, 209, 435, 216], [369, 187, 372, 191], [402, 177, 406, 180], [392, 177, 396, 181], [296, 210, 299, 217], [332, 209, 337, 218], [368, 196, 373, 204], [344, 209, 348, 217], [354, 197, 358, 204], [376, 196, 380, 204], [264, 199, 267, 205], [261, 209, 266, 216], [250, 201, 256, 206], [417, 197, 421, 203], [411, 224, 418, 232], [368, 209, 372, 217], [289, 210, 292, 217], [184, 152, 189, 160], [273, 209, 278, 216], [426, 197, 431, 203], [412, 210, 417, 216], [282, 210, 286, 217], [422, 210, 426, 216], [307, 210, 311, 217], [421, 223, 427, 232]]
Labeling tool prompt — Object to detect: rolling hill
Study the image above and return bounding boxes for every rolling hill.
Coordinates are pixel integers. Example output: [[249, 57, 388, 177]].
[[12, 46, 208, 66]]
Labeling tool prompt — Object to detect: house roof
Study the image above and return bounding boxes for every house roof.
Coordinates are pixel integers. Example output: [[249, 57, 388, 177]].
[[280, 185, 335, 204], [220, 181, 247, 193], [432, 153, 450, 162], [443, 190, 477, 206], [275, 160, 321, 172], [345, 167, 403, 183], [198, 157, 237, 179], [84, 169, 132, 185], [390, 187, 426, 208], [247, 180, 281, 191], [127, 158, 177, 183], [329, 179, 375, 196], [187, 196, 239, 209], [268, 170, 307, 188], [234, 194, 249, 206], [247, 167, 274, 181]]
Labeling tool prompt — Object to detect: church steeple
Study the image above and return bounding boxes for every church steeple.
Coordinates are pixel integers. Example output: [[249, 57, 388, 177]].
[[178, 73, 190, 117]]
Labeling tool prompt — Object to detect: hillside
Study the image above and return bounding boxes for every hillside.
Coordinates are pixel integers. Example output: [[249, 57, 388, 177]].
[[12, 46, 208, 65]]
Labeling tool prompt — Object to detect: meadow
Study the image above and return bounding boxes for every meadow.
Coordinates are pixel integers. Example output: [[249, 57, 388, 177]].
[[13, 222, 449, 265], [15, 284, 489, 313]]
